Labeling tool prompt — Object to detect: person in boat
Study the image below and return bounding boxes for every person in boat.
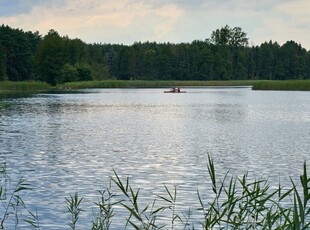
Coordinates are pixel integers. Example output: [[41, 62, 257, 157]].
[[171, 87, 180, 92]]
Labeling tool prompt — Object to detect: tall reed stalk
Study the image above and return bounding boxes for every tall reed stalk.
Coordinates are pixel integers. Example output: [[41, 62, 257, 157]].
[[1, 155, 310, 229], [0, 162, 34, 229]]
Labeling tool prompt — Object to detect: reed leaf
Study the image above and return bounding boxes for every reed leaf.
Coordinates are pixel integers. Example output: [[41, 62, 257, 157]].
[[207, 154, 217, 194]]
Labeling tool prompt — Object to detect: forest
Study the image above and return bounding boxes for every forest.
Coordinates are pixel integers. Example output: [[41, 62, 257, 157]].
[[1, 24, 310, 85]]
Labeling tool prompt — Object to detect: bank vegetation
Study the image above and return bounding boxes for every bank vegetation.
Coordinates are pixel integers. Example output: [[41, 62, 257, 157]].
[[1, 24, 310, 90]]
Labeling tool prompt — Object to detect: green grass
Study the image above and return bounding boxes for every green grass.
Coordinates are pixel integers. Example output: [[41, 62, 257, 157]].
[[1, 155, 310, 229], [60, 79, 310, 91], [252, 80, 310, 91], [0, 80, 255, 93], [0, 81, 52, 92], [2, 80, 310, 92], [60, 80, 258, 89]]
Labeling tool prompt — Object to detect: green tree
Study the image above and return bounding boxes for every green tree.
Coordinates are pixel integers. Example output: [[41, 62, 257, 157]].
[[280, 41, 308, 79], [2, 24, 310, 83], [230, 27, 249, 46], [0, 25, 40, 81], [157, 43, 173, 80], [212, 45, 232, 80], [90, 62, 109, 80], [141, 48, 157, 80], [65, 37, 90, 64], [117, 46, 133, 80], [75, 63, 92, 81], [211, 25, 248, 47], [34, 29, 65, 85], [61, 63, 78, 82], [258, 41, 281, 80], [211, 25, 231, 46], [0, 44, 7, 80]]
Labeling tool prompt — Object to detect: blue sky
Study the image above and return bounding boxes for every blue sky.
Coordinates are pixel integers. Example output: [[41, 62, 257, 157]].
[[1, 0, 310, 50]]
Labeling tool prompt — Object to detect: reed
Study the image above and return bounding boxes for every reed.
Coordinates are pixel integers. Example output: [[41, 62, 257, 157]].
[[92, 183, 118, 229], [60, 80, 258, 89], [0, 101, 10, 108], [65, 193, 84, 230], [252, 80, 310, 91], [0, 81, 52, 92], [1, 80, 310, 92], [0, 163, 34, 229], [1, 156, 310, 229]]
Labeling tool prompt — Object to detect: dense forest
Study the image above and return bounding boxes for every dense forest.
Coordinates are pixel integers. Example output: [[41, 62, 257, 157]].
[[1, 24, 310, 85]]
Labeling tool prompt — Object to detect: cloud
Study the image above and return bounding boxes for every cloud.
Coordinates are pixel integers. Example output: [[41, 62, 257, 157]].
[[1, 0, 310, 49], [0, 0, 35, 16], [0, 0, 185, 44], [277, 0, 310, 28], [252, 0, 310, 47], [0, 0, 66, 16]]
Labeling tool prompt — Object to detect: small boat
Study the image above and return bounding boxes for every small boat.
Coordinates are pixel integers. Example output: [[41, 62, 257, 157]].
[[164, 87, 186, 93]]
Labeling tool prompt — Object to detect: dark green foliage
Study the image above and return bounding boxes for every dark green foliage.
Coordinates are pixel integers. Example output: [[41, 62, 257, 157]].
[[1, 24, 310, 86], [76, 63, 93, 81], [0, 25, 40, 81], [33, 29, 66, 85], [211, 25, 249, 47], [61, 63, 79, 83], [0, 44, 7, 80]]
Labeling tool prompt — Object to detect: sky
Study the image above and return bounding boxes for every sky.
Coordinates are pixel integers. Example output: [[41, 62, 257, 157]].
[[1, 0, 310, 50]]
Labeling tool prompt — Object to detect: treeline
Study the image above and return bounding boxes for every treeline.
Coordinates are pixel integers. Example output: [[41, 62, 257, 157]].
[[1, 24, 310, 85]]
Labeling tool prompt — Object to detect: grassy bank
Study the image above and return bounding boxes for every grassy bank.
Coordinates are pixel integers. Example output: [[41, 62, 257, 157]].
[[252, 80, 310, 91], [1, 80, 310, 92], [60, 80, 258, 89], [1, 156, 310, 229], [0, 81, 52, 93]]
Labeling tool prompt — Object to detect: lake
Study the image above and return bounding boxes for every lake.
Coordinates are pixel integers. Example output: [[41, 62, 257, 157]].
[[0, 87, 310, 229]]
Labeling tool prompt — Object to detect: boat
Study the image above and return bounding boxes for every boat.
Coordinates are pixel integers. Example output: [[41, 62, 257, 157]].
[[164, 87, 186, 93]]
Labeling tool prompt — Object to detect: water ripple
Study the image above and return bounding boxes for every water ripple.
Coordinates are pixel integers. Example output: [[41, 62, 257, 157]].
[[1, 88, 309, 229]]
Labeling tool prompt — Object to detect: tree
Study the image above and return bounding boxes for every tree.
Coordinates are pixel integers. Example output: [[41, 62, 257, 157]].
[[211, 25, 231, 46], [0, 44, 7, 80], [65, 37, 90, 64], [2, 24, 310, 84], [280, 41, 307, 79], [61, 64, 78, 82], [75, 63, 93, 81], [34, 29, 66, 85], [211, 25, 248, 47], [0, 25, 40, 81], [230, 27, 249, 47], [90, 62, 109, 80]]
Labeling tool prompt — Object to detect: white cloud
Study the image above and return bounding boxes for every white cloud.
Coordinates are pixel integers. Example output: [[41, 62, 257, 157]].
[[1, 0, 310, 49], [1, 0, 184, 43], [251, 0, 310, 47]]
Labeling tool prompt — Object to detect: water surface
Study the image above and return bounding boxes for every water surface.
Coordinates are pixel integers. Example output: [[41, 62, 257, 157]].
[[1, 87, 309, 229]]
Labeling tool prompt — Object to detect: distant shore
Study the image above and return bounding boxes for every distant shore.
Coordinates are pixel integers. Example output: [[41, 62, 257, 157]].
[[1, 80, 310, 93], [251, 80, 310, 91]]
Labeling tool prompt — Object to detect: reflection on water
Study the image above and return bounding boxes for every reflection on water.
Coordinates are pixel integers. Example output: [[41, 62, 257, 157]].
[[1, 88, 310, 229]]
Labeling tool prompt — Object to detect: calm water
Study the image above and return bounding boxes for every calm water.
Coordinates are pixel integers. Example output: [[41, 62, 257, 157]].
[[0, 87, 310, 229]]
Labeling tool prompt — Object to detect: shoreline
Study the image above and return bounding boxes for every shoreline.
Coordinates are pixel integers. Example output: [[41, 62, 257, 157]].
[[1, 80, 310, 93]]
